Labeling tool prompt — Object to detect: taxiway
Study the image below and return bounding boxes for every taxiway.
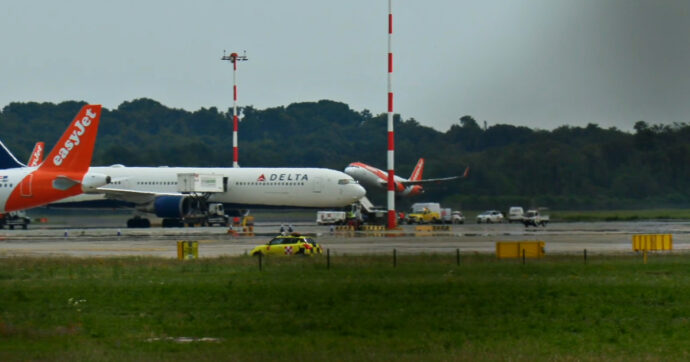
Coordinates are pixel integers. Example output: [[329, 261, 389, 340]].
[[0, 220, 689, 258]]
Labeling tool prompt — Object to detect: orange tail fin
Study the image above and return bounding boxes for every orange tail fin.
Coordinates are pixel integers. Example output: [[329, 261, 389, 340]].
[[39, 105, 101, 173], [27, 142, 44, 167], [409, 158, 424, 181]]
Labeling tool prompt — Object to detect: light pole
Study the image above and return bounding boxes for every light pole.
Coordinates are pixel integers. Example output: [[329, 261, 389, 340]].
[[221, 51, 248, 168], [386, 0, 397, 229]]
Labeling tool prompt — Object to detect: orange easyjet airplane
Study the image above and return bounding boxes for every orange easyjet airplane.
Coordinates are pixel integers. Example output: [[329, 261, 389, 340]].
[[344, 158, 468, 197], [26, 141, 44, 167], [0, 104, 110, 213]]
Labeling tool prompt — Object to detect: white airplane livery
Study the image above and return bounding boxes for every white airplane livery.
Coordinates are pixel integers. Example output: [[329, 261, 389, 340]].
[[53, 165, 366, 227]]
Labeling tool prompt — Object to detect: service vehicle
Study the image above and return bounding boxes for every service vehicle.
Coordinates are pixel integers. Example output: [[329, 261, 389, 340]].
[[411, 202, 442, 214], [507, 206, 525, 223], [451, 211, 465, 224], [251, 234, 323, 256], [406, 207, 441, 224], [522, 209, 550, 227], [158, 201, 229, 227], [476, 210, 504, 223], [205, 203, 230, 226], [316, 210, 347, 225], [0, 211, 30, 229]]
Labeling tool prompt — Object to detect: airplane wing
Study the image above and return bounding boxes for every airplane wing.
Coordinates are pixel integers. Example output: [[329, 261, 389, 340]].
[[98, 187, 184, 205], [399, 167, 469, 187]]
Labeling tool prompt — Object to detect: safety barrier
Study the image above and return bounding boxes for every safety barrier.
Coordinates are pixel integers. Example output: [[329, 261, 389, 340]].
[[334, 225, 356, 231], [415, 225, 451, 232], [632, 234, 673, 251], [177, 241, 198, 260], [496, 241, 545, 259], [360, 225, 385, 231]]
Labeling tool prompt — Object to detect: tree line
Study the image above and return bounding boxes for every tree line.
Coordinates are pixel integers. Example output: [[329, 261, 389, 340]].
[[1, 98, 689, 211]]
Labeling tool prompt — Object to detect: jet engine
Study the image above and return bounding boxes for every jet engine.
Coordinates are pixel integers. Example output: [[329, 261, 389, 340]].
[[81, 173, 111, 192], [153, 196, 192, 218]]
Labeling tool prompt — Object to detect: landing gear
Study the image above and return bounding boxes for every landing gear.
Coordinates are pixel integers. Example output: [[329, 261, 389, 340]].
[[127, 216, 151, 228]]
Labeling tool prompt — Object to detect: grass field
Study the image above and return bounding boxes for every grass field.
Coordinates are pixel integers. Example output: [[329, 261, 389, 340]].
[[2, 254, 690, 361]]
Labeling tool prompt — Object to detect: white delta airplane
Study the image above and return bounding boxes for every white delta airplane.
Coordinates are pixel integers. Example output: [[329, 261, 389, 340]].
[[51, 166, 366, 227], [0, 105, 110, 213], [26, 141, 367, 227], [344, 158, 468, 198]]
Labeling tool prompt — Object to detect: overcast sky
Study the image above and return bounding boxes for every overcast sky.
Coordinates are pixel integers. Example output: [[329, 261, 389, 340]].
[[2, 1, 689, 132]]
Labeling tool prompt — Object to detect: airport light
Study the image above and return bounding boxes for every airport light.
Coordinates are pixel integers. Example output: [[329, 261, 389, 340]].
[[221, 50, 248, 168], [386, 0, 397, 229]]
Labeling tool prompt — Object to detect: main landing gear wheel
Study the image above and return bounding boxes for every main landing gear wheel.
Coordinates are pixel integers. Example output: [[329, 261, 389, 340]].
[[127, 217, 151, 228]]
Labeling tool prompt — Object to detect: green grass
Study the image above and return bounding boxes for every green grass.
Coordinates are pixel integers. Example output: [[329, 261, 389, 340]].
[[2, 254, 690, 361]]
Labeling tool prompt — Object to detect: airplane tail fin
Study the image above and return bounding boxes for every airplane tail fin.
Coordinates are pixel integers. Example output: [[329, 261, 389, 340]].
[[0, 141, 26, 169], [39, 105, 102, 174], [27, 142, 45, 167], [409, 158, 424, 181]]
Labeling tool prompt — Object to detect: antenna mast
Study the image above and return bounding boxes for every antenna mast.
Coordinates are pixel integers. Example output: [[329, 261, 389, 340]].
[[386, 0, 397, 229], [221, 50, 248, 168]]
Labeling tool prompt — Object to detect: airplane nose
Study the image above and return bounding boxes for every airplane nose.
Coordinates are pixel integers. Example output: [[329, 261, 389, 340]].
[[351, 184, 366, 200], [344, 167, 355, 176]]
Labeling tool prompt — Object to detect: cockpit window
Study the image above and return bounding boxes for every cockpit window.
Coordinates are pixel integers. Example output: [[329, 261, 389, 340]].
[[338, 179, 357, 185]]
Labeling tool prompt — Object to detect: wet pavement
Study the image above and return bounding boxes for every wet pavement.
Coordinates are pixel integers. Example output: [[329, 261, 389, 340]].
[[1, 220, 689, 258]]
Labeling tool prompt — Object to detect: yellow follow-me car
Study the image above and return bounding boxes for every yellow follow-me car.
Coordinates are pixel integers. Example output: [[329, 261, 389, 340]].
[[251, 234, 323, 256]]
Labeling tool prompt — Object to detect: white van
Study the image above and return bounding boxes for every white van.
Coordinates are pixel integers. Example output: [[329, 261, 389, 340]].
[[411, 202, 442, 214], [316, 211, 347, 225], [507, 206, 525, 223]]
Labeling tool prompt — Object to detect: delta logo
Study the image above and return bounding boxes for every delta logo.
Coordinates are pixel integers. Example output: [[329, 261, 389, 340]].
[[52, 108, 97, 166], [257, 173, 309, 182]]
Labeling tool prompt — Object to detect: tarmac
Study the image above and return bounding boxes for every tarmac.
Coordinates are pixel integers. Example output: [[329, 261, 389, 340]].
[[1, 217, 690, 258]]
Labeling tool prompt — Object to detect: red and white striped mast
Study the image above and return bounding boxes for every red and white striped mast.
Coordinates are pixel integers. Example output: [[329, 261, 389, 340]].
[[221, 50, 248, 168], [386, 0, 397, 229]]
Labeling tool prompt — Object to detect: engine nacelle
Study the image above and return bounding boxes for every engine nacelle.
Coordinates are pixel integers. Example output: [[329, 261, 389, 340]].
[[81, 173, 111, 193], [153, 196, 192, 218]]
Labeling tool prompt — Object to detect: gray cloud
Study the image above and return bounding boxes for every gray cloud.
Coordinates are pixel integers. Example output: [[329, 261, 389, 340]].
[[1, 1, 689, 132]]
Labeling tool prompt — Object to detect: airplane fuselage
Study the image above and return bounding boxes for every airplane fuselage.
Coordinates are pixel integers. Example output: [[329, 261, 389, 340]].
[[0, 167, 34, 213], [0, 167, 99, 213], [57, 166, 366, 208], [344, 163, 419, 196]]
